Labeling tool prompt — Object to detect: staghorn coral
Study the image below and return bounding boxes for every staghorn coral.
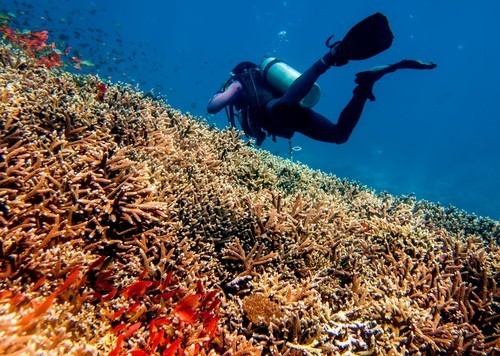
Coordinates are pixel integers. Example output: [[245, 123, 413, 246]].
[[0, 42, 499, 355]]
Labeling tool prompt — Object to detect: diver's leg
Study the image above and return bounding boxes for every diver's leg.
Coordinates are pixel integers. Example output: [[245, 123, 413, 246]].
[[321, 41, 349, 67], [294, 88, 369, 143], [273, 44, 349, 106], [277, 60, 330, 106], [295, 59, 437, 143]]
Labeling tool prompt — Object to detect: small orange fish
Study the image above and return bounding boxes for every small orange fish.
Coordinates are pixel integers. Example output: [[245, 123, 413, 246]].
[[174, 294, 201, 324], [121, 280, 152, 299], [96, 82, 107, 102], [163, 338, 182, 356], [18, 267, 79, 326], [123, 321, 141, 338], [108, 335, 124, 356]]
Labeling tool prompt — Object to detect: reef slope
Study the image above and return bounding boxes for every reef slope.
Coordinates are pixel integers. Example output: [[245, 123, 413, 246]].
[[0, 44, 499, 355]]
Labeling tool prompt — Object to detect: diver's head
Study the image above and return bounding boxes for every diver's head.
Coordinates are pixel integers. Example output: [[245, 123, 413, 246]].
[[231, 61, 258, 76]]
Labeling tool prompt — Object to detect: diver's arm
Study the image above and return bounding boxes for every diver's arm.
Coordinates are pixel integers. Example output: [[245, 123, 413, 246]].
[[207, 81, 243, 114]]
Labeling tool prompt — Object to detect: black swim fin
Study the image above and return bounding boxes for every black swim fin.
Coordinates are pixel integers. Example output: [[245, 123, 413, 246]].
[[338, 12, 394, 60]]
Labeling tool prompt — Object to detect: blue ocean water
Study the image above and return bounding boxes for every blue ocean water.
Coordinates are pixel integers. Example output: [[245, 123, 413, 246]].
[[3, 0, 499, 219]]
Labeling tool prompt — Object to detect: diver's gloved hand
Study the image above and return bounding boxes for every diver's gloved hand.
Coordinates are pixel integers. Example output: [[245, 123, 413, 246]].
[[321, 41, 349, 67], [253, 130, 267, 146]]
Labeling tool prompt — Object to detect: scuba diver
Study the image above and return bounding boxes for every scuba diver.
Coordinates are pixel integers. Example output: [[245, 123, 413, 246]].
[[207, 13, 437, 146]]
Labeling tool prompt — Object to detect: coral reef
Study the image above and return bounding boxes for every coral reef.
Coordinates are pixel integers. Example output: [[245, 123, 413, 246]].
[[0, 42, 499, 355]]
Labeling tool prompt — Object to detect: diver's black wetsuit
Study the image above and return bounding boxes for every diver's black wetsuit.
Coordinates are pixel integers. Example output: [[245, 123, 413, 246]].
[[264, 59, 366, 143], [208, 13, 437, 145], [207, 53, 436, 146]]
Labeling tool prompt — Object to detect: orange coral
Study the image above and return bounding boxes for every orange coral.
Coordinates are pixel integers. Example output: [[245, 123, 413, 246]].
[[242, 293, 283, 326], [0, 42, 497, 355]]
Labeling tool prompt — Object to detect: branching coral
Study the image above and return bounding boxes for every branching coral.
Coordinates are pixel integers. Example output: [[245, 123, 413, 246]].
[[0, 41, 498, 355]]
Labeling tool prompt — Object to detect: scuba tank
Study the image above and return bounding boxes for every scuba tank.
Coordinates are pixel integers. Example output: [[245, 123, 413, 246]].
[[259, 57, 321, 108]]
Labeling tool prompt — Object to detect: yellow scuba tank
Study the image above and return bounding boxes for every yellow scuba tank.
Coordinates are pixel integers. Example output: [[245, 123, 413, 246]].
[[259, 57, 321, 108]]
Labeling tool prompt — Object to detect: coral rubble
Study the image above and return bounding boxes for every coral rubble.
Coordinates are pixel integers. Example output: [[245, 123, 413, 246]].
[[0, 43, 498, 355]]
